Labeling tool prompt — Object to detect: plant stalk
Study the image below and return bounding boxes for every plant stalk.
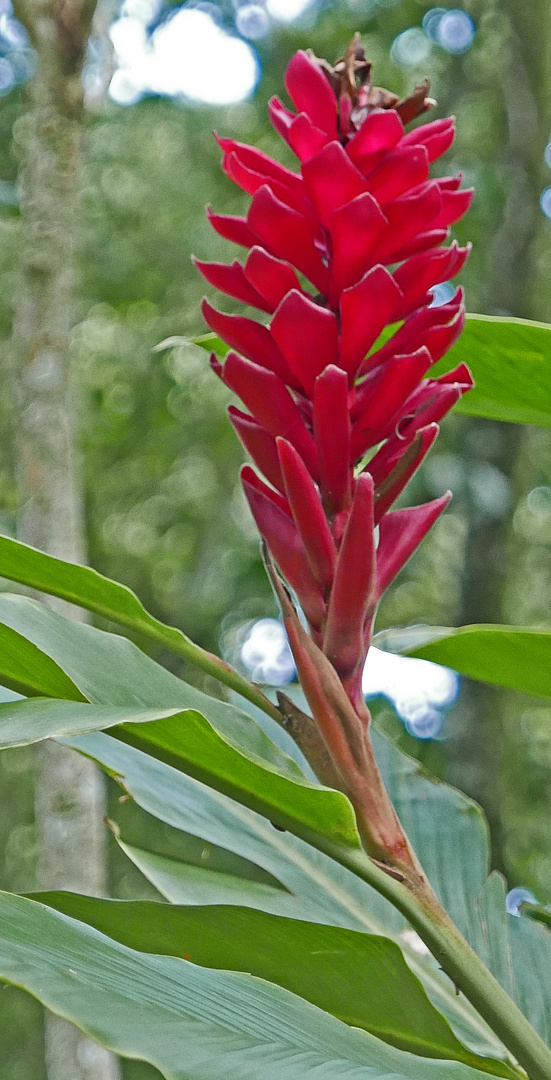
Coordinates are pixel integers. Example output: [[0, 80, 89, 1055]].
[[322, 841, 551, 1080]]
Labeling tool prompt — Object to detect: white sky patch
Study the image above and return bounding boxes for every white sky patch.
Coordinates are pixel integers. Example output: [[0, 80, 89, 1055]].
[[363, 646, 458, 737], [109, 6, 259, 106], [400, 929, 431, 955], [239, 618, 458, 738], [266, 0, 313, 21], [240, 618, 296, 686]]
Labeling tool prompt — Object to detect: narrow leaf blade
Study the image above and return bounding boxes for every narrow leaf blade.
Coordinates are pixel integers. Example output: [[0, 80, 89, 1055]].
[[437, 314, 551, 427], [0, 891, 506, 1080], [28, 893, 517, 1075], [0, 696, 361, 849], [374, 625, 551, 698]]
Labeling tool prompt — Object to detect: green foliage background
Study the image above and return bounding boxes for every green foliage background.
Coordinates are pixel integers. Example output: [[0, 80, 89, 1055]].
[[0, 0, 551, 1075]]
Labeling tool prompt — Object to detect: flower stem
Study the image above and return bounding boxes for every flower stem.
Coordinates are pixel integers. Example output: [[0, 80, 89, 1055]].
[[321, 841, 551, 1080]]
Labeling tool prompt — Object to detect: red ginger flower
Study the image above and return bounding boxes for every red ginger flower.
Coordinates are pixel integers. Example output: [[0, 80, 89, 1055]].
[[196, 38, 473, 718]]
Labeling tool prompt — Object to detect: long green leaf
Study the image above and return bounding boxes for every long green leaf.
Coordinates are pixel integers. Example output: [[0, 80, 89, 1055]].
[[65, 713, 551, 1057], [374, 625, 551, 698], [508, 915, 551, 1038], [110, 834, 300, 911], [0, 622, 83, 699], [0, 693, 360, 848], [29, 892, 515, 1074], [0, 594, 297, 774], [438, 314, 551, 427], [0, 891, 505, 1080], [62, 731, 513, 1064], [5, 590, 538, 1061], [0, 533, 277, 717]]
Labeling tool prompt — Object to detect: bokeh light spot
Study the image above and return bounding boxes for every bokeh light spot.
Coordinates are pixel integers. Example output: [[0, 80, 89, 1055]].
[[364, 647, 459, 739], [422, 7, 446, 41], [0, 55, 14, 94], [526, 486, 551, 521], [235, 2, 270, 38], [266, 0, 313, 22], [541, 186, 551, 219], [0, 11, 29, 49], [468, 463, 512, 519], [437, 9, 475, 54], [506, 887, 538, 917], [390, 27, 431, 68], [430, 281, 455, 307], [240, 618, 296, 685]]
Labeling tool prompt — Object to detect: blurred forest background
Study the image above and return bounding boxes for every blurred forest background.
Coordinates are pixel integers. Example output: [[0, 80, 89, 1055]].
[[0, 0, 550, 1075]]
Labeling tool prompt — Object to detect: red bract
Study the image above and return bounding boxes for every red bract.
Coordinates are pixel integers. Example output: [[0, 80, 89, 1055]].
[[196, 38, 473, 716]]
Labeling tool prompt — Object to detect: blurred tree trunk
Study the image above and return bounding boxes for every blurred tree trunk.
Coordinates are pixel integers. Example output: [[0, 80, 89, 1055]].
[[446, 0, 543, 875], [9, 0, 120, 1077]]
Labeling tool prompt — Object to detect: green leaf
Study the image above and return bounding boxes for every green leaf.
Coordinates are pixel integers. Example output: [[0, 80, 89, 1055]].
[[0, 596, 363, 851], [155, 332, 229, 357], [436, 314, 551, 427], [109, 834, 300, 912], [0, 594, 296, 774], [520, 904, 551, 931], [509, 915, 551, 1035], [189, 331, 229, 357], [0, 891, 509, 1080], [62, 731, 514, 1065], [0, 534, 276, 716], [0, 621, 83, 700], [0, 692, 361, 849], [28, 892, 516, 1075], [374, 625, 551, 698], [64, 716, 551, 1061], [0, 535, 208, 663], [118, 714, 358, 847]]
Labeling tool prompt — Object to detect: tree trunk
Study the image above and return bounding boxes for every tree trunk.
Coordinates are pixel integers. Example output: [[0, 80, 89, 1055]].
[[9, 0, 120, 1076]]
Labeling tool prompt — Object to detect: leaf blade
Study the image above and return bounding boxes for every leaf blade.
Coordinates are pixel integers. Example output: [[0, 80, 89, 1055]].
[[60, 731, 513, 1063], [0, 533, 276, 716], [0, 694, 361, 849], [0, 891, 509, 1080], [374, 625, 551, 698], [28, 892, 517, 1075], [435, 314, 551, 427]]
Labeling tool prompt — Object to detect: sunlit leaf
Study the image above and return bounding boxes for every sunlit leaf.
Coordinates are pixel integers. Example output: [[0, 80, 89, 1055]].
[[0, 535, 272, 714], [438, 314, 551, 427], [374, 624, 551, 698], [29, 891, 516, 1074], [0, 891, 509, 1080], [0, 692, 361, 849]]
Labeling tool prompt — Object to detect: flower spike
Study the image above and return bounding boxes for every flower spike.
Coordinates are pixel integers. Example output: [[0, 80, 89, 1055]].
[[194, 38, 472, 863]]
